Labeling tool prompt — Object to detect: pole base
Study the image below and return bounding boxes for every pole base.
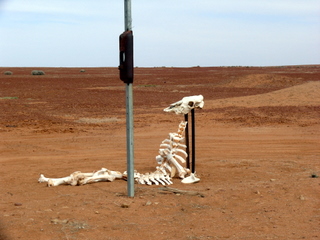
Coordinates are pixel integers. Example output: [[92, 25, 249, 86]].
[[181, 173, 200, 184]]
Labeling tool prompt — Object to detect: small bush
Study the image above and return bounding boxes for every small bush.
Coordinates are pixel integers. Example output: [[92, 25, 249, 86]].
[[80, 69, 86, 73], [4, 71, 13, 75], [31, 70, 45, 75]]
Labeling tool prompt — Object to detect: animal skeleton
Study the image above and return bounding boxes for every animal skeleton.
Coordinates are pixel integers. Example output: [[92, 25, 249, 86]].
[[164, 95, 204, 115], [38, 121, 197, 187]]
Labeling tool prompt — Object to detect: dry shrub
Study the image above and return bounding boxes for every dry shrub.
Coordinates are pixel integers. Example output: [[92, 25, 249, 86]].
[[3, 71, 13, 75], [31, 70, 45, 75]]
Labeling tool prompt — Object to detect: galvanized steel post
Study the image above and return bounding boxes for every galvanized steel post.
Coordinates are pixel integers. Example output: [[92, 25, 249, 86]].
[[124, 0, 134, 197], [124, 0, 132, 31]]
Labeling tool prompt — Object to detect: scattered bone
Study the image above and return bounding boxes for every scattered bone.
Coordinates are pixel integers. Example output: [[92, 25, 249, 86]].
[[42, 171, 91, 187], [78, 168, 123, 185], [38, 168, 122, 187]]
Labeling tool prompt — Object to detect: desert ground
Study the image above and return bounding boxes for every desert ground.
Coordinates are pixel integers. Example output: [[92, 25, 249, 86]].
[[0, 66, 319, 240]]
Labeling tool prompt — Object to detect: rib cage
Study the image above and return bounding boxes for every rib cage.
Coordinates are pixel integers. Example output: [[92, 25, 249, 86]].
[[155, 121, 191, 179]]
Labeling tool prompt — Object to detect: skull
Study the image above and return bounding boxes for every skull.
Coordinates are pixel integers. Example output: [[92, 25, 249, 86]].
[[164, 95, 204, 115]]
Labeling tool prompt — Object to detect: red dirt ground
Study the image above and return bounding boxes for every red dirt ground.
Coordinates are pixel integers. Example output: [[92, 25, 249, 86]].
[[0, 66, 319, 240]]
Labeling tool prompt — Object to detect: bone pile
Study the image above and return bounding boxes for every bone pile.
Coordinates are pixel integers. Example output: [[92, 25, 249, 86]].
[[38, 121, 192, 187]]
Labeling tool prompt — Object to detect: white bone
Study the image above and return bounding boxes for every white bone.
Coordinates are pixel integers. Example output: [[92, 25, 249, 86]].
[[122, 170, 141, 182], [38, 174, 72, 184], [181, 172, 200, 184], [160, 162, 172, 174], [40, 171, 86, 187], [39, 169, 122, 187], [164, 177, 173, 185], [156, 155, 164, 164], [164, 95, 204, 115], [160, 143, 171, 149], [47, 176, 73, 187], [78, 174, 115, 185], [174, 143, 187, 148], [133, 169, 172, 186], [148, 172, 159, 185], [169, 133, 184, 142], [175, 148, 188, 157], [154, 169, 172, 185], [38, 174, 50, 183], [153, 171, 166, 185], [173, 154, 186, 164], [138, 177, 145, 185], [143, 173, 152, 185], [156, 166, 167, 175], [166, 176, 173, 185], [48, 172, 80, 187], [168, 156, 188, 178], [170, 166, 176, 177], [92, 168, 123, 179], [160, 173, 173, 185]]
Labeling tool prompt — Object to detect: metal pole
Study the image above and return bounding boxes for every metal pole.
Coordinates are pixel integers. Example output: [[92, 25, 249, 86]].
[[184, 114, 190, 169], [191, 109, 195, 173], [124, 0, 134, 197], [124, 0, 132, 31], [126, 83, 134, 197]]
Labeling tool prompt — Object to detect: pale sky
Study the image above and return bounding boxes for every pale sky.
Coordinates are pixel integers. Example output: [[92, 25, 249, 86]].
[[0, 0, 319, 67]]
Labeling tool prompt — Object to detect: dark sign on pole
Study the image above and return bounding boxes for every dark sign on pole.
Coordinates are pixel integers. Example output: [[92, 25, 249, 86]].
[[119, 31, 134, 84]]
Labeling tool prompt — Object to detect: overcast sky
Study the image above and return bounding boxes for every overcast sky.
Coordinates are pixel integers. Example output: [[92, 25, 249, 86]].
[[0, 0, 319, 67]]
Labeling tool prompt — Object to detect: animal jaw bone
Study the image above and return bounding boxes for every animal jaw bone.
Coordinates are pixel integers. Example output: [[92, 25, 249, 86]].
[[38, 168, 123, 187], [164, 95, 204, 115]]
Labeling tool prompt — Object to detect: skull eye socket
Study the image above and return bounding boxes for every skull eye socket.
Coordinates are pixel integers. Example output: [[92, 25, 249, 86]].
[[188, 101, 194, 107]]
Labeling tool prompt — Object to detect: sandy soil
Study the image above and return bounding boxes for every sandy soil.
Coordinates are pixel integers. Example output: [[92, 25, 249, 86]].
[[0, 66, 319, 240]]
